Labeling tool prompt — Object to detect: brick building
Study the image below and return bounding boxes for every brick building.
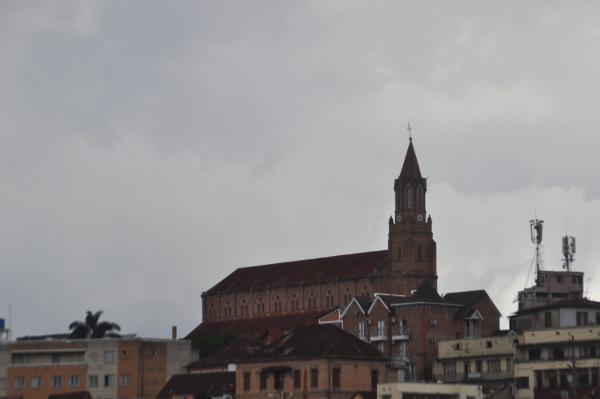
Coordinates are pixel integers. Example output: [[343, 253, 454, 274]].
[[340, 284, 501, 381], [190, 138, 437, 337], [235, 325, 387, 399], [0, 337, 194, 399]]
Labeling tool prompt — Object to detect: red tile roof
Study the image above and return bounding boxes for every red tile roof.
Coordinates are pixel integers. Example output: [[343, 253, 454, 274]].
[[185, 310, 324, 339], [157, 373, 235, 399], [204, 250, 388, 295]]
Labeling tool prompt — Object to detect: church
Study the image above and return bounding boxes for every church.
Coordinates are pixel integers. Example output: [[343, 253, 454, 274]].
[[188, 138, 441, 338]]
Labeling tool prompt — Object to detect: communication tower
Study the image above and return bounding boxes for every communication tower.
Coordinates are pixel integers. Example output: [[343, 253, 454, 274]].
[[562, 235, 576, 271], [0, 317, 9, 343], [530, 218, 544, 286]]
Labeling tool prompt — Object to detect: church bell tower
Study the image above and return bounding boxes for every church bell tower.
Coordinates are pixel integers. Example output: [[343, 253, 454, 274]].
[[386, 137, 437, 294]]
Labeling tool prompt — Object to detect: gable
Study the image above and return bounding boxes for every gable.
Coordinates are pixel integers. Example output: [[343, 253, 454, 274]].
[[205, 250, 388, 295]]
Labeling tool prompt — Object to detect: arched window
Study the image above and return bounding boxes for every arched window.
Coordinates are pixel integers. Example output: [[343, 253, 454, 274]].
[[417, 245, 422, 260], [416, 185, 424, 210], [256, 297, 265, 315], [240, 298, 249, 317], [325, 290, 334, 308], [223, 301, 232, 319], [307, 292, 316, 310], [343, 287, 352, 305], [272, 295, 282, 313], [361, 285, 369, 298], [208, 302, 217, 320], [290, 293, 299, 311], [406, 185, 413, 209]]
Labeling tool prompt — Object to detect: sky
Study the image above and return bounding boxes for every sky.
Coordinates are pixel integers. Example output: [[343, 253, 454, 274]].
[[1, 1, 600, 338]]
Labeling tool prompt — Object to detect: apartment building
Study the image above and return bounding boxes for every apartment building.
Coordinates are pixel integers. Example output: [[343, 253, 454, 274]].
[[509, 298, 600, 333], [0, 337, 194, 399], [378, 382, 483, 399], [432, 332, 517, 399], [514, 325, 600, 399]]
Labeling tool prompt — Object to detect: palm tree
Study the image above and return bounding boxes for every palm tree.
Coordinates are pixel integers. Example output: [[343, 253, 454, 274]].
[[69, 311, 121, 339]]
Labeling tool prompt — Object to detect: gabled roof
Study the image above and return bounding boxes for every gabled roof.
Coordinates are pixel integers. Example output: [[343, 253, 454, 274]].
[[157, 373, 235, 399], [444, 290, 502, 318], [186, 337, 262, 370], [240, 325, 386, 362], [513, 298, 600, 315], [341, 297, 372, 318], [186, 311, 323, 340], [205, 250, 388, 295]]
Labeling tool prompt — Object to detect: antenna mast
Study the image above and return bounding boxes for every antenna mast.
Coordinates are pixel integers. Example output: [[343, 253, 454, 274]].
[[530, 218, 544, 286], [562, 235, 576, 271]]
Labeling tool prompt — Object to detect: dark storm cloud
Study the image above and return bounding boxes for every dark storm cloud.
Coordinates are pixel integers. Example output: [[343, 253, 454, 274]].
[[1, 1, 599, 337]]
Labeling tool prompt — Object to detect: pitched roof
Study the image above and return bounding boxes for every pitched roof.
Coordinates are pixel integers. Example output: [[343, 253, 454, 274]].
[[204, 250, 388, 295], [157, 373, 235, 399], [240, 324, 386, 362], [399, 139, 423, 181], [47, 392, 91, 399], [186, 337, 262, 370], [351, 392, 377, 399], [444, 290, 502, 319], [185, 310, 323, 339], [514, 298, 600, 315]]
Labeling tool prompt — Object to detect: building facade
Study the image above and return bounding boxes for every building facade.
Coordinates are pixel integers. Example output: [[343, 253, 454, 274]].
[[194, 139, 437, 328], [514, 325, 600, 399], [0, 338, 194, 399], [378, 382, 483, 399]]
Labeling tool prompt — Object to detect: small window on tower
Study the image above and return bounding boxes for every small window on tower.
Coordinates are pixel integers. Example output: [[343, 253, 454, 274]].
[[417, 245, 422, 260], [398, 245, 402, 260], [406, 186, 413, 209]]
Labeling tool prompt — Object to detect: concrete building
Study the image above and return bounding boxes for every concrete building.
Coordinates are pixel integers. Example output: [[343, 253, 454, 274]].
[[509, 298, 600, 333], [378, 382, 483, 399], [432, 333, 517, 398], [514, 325, 600, 399], [0, 337, 194, 399]]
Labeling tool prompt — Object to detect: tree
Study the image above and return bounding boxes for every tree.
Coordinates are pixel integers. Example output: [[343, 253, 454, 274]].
[[69, 311, 121, 339]]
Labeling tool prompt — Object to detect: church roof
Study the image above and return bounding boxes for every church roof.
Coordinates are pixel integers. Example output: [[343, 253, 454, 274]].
[[185, 310, 323, 339], [204, 250, 388, 295], [399, 139, 423, 181]]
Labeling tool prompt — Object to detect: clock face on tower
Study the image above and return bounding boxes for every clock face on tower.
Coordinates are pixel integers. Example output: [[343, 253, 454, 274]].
[[416, 214, 424, 222]]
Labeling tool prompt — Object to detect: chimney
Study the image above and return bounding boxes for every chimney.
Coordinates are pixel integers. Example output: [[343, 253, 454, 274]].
[[171, 326, 177, 340]]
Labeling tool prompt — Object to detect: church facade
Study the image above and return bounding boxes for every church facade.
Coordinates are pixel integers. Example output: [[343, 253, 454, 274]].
[[199, 139, 437, 324]]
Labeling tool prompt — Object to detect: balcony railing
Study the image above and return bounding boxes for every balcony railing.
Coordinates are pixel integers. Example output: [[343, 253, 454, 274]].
[[391, 325, 409, 340], [438, 370, 513, 383], [370, 326, 387, 341]]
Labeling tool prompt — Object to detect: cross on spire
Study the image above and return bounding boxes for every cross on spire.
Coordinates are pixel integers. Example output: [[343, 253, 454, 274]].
[[407, 121, 413, 141]]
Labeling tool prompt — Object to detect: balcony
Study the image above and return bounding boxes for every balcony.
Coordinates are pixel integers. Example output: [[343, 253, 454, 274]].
[[439, 371, 513, 383], [389, 347, 409, 368], [370, 326, 387, 341], [391, 325, 409, 341]]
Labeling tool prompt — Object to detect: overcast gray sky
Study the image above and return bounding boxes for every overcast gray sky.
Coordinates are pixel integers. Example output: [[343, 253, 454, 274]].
[[1, 1, 600, 338]]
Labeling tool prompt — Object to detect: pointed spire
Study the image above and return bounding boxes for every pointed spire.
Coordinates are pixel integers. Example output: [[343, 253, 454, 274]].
[[399, 139, 422, 180]]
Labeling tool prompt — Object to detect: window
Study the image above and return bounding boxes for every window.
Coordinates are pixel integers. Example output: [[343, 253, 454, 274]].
[[544, 312, 552, 328], [119, 374, 130, 386], [51, 376, 62, 388], [14, 376, 25, 389], [592, 367, 599, 387], [68, 375, 79, 387], [535, 371, 543, 388], [506, 358, 513, 370], [577, 311, 589, 326], [104, 350, 115, 363], [475, 360, 482, 373], [325, 291, 334, 308], [273, 372, 283, 390], [443, 361, 456, 376], [463, 361, 470, 375], [486, 341, 492, 348], [406, 186, 413, 209], [358, 321, 367, 339], [243, 372, 251, 391], [378, 320, 385, 336], [528, 348, 541, 360], [516, 377, 529, 389], [260, 371, 267, 390], [332, 368, 340, 389], [556, 275, 563, 283], [596, 312, 600, 325], [293, 369, 301, 389], [307, 293, 316, 310], [88, 375, 99, 388], [552, 347, 565, 360], [310, 368, 318, 388], [417, 245, 422, 260], [31, 376, 42, 388], [487, 359, 501, 373], [377, 342, 385, 353], [104, 374, 114, 387], [370, 369, 379, 390], [51, 354, 62, 363]]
